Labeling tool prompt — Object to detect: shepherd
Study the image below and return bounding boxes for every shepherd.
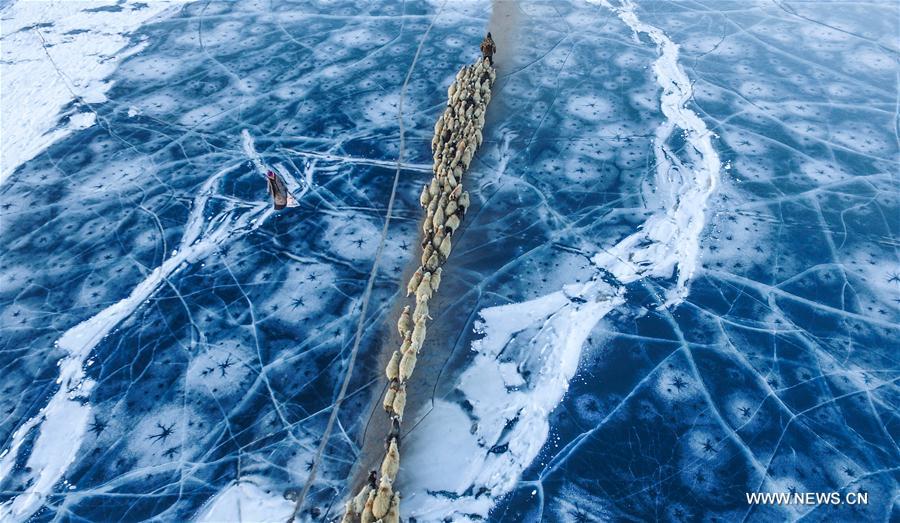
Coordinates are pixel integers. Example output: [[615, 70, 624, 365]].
[[266, 170, 296, 210], [480, 32, 496, 64]]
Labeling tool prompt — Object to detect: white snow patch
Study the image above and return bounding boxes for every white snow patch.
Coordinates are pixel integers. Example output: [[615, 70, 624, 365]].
[[0, 0, 188, 184], [197, 480, 295, 523]]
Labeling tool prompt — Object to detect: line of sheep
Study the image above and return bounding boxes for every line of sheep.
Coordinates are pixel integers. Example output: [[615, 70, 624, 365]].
[[340, 57, 496, 523]]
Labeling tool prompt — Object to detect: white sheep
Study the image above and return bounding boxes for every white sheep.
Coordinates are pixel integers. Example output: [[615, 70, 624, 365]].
[[431, 206, 445, 231], [353, 485, 372, 515], [445, 214, 460, 235], [438, 235, 452, 260], [412, 301, 430, 322], [425, 252, 440, 271], [419, 184, 431, 208], [406, 268, 423, 297], [421, 244, 434, 267], [458, 191, 470, 213], [445, 199, 458, 217], [361, 488, 377, 523], [385, 350, 400, 381], [429, 177, 440, 197], [411, 320, 426, 351], [383, 493, 400, 523], [431, 267, 442, 291], [392, 384, 407, 419], [340, 502, 353, 523], [381, 438, 400, 480], [449, 184, 462, 200], [383, 382, 399, 413], [461, 146, 474, 169], [399, 335, 411, 354], [432, 230, 445, 254], [397, 305, 411, 337], [372, 476, 393, 519], [398, 350, 417, 382], [416, 272, 433, 302]]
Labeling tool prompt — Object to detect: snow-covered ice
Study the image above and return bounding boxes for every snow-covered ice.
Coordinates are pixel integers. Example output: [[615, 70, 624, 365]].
[[0, 0, 897, 521]]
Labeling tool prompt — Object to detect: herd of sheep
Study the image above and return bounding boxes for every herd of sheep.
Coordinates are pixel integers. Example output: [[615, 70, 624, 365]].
[[340, 56, 496, 523]]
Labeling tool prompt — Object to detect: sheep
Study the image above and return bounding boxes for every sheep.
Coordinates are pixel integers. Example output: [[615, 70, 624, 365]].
[[453, 166, 463, 180], [381, 438, 400, 480], [399, 335, 412, 354], [397, 305, 411, 337], [383, 382, 399, 413], [412, 301, 430, 322], [458, 191, 470, 214], [427, 191, 439, 215], [431, 206, 445, 231], [431, 267, 442, 292], [444, 200, 459, 216], [340, 502, 354, 523], [398, 350, 417, 382], [425, 252, 440, 271], [353, 485, 372, 514], [385, 350, 400, 381], [421, 244, 434, 267], [383, 493, 400, 523], [475, 128, 483, 147], [361, 488, 377, 523], [406, 268, 423, 297], [451, 146, 463, 166], [447, 81, 457, 99], [392, 383, 407, 419], [411, 320, 426, 351], [445, 214, 461, 235], [372, 476, 393, 519], [438, 235, 452, 260], [445, 168, 458, 188], [419, 184, 431, 208], [429, 177, 440, 198], [431, 233, 445, 257], [461, 146, 474, 169], [416, 272, 433, 303], [449, 184, 462, 200]]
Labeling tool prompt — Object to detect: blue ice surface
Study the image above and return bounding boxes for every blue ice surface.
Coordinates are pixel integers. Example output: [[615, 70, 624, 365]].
[[0, 0, 898, 521]]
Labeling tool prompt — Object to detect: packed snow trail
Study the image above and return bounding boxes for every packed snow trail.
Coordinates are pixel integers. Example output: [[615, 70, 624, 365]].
[[399, 1, 722, 520], [337, 54, 496, 523]]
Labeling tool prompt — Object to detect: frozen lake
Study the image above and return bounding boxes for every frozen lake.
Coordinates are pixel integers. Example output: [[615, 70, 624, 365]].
[[0, 0, 897, 521]]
